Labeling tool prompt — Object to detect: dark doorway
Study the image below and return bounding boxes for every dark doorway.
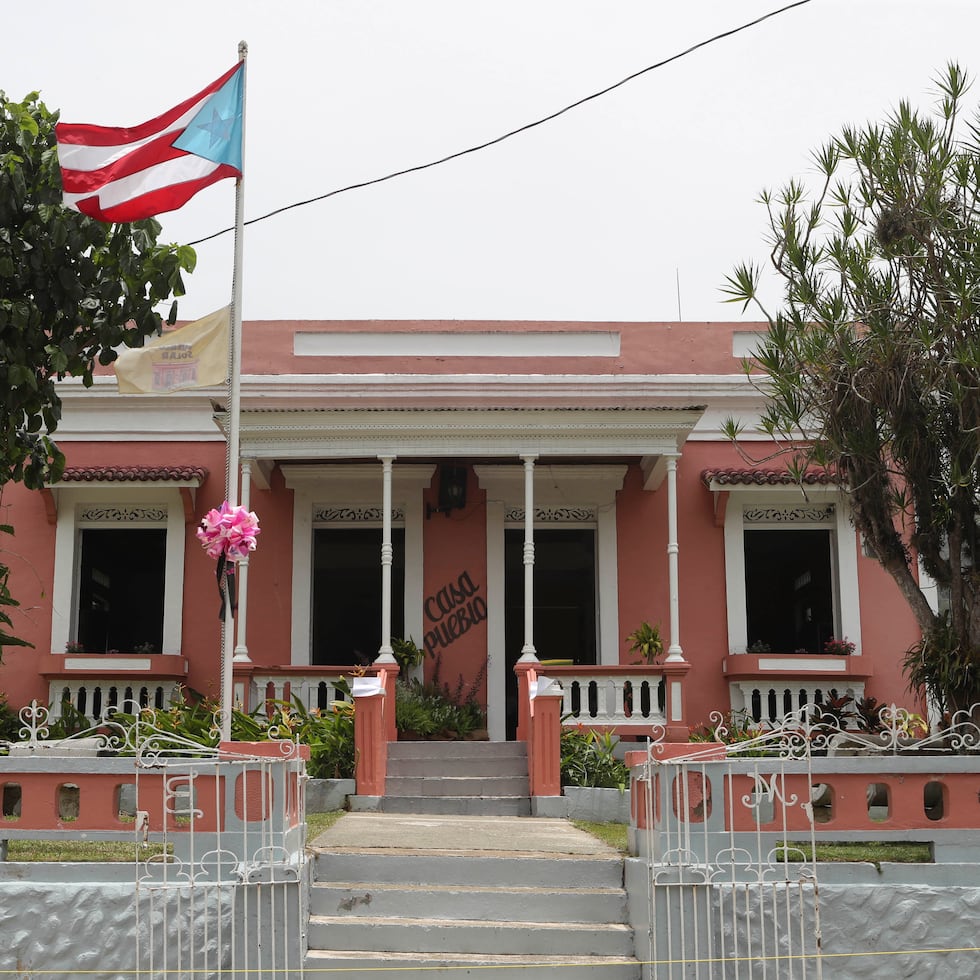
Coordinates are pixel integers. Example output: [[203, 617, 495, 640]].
[[312, 527, 405, 666], [76, 528, 166, 654], [504, 527, 597, 737], [744, 528, 835, 654]]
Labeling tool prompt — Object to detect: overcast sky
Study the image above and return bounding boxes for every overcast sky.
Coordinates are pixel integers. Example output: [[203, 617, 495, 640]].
[[5, 1, 979, 323]]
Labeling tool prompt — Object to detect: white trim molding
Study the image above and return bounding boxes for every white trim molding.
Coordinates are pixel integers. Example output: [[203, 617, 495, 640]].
[[717, 486, 861, 656], [50, 487, 188, 656]]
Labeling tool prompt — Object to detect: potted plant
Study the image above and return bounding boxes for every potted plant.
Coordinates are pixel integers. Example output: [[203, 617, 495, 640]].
[[824, 637, 856, 656], [626, 621, 664, 665]]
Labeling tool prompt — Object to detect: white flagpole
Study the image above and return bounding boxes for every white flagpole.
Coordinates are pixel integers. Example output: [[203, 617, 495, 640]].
[[221, 40, 248, 742]]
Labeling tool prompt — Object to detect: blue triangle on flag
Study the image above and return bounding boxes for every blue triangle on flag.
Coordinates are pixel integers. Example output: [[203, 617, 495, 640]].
[[174, 65, 244, 171]]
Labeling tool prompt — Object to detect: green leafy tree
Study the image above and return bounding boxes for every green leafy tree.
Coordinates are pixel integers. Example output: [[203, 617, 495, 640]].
[[723, 64, 980, 714], [0, 90, 196, 654]]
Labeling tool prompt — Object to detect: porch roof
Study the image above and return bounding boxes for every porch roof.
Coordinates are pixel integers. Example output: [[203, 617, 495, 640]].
[[225, 403, 707, 467]]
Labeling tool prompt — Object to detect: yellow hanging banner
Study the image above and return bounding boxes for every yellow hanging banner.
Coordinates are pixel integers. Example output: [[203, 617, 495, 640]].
[[114, 306, 230, 394]]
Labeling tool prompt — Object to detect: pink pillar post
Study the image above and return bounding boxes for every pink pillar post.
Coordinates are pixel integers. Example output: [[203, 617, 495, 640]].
[[528, 691, 563, 797], [354, 691, 388, 797]]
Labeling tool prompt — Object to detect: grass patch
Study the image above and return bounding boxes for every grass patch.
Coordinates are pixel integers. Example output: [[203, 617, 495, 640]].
[[306, 809, 345, 843], [777, 840, 932, 864], [5, 811, 347, 862], [5, 838, 172, 863], [572, 820, 629, 854]]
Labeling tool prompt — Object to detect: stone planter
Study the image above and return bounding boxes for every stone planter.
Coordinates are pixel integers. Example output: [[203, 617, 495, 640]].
[[563, 785, 630, 823], [307, 778, 356, 813]]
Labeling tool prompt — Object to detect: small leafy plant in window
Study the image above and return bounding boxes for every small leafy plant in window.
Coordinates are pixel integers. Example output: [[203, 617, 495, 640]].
[[823, 637, 855, 656]]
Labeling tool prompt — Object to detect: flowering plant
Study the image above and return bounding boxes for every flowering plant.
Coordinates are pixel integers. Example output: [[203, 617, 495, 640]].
[[824, 636, 855, 656], [196, 501, 260, 562]]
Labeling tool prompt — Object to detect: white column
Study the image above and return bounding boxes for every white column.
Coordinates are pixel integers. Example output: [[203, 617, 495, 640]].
[[665, 454, 685, 662], [519, 454, 538, 661], [376, 456, 396, 662], [233, 458, 253, 663]]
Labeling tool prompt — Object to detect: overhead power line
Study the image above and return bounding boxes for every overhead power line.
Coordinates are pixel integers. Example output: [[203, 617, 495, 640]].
[[188, 0, 812, 246]]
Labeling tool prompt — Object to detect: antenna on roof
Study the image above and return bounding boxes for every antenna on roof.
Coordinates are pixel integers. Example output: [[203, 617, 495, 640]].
[[675, 268, 683, 321]]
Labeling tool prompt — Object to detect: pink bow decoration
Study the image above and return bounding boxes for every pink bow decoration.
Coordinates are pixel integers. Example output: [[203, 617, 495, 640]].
[[196, 501, 260, 562]]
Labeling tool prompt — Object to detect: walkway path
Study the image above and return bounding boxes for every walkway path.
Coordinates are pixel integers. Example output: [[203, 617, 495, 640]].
[[309, 810, 617, 855]]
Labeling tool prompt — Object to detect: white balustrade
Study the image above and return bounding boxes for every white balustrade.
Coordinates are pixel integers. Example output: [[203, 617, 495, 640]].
[[730, 679, 866, 726], [48, 679, 182, 719], [247, 671, 353, 714], [551, 669, 668, 730]]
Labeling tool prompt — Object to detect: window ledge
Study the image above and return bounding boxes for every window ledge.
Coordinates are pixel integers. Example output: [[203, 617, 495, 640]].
[[39, 653, 189, 678], [723, 654, 872, 680]]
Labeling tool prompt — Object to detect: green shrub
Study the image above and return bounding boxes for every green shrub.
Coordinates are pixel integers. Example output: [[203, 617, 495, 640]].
[[560, 726, 629, 789], [0, 693, 19, 742], [395, 676, 485, 739], [395, 656, 485, 739], [287, 698, 355, 780]]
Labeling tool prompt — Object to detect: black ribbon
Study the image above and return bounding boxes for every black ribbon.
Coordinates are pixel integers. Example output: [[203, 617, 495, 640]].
[[216, 555, 237, 620]]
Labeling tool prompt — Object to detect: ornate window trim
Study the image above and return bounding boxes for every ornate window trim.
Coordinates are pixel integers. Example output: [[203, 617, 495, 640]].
[[505, 505, 597, 524], [51, 488, 187, 655], [77, 504, 169, 524], [743, 505, 835, 524], [721, 488, 860, 657], [313, 505, 406, 524]]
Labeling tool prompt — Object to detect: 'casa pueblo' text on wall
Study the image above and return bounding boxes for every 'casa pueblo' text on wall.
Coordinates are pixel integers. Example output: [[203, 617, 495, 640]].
[[424, 571, 487, 655]]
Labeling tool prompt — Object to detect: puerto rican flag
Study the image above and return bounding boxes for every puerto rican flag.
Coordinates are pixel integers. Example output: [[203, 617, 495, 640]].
[[56, 63, 244, 223]]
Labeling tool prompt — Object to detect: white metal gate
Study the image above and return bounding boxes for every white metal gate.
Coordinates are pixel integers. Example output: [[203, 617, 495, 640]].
[[132, 748, 309, 979], [637, 713, 826, 978]]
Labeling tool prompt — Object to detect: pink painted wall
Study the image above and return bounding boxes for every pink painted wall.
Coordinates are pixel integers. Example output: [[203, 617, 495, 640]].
[[238, 319, 765, 379], [0, 319, 926, 728], [419, 468, 489, 712], [616, 443, 739, 728], [1, 479, 57, 708]]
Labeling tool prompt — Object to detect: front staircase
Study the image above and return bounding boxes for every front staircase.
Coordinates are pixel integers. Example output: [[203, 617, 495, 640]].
[[309, 740, 640, 977], [369, 738, 532, 815], [306, 813, 641, 979]]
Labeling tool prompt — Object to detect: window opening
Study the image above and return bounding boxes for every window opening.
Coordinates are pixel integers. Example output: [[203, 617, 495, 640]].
[[312, 527, 405, 666], [76, 528, 166, 654], [744, 528, 835, 654], [504, 527, 597, 736]]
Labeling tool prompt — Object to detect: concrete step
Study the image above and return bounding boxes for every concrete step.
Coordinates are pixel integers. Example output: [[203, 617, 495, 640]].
[[310, 880, 628, 922], [305, 948, 641, 980], [379, 794, 531, 816], [384, 775, 530, 797], [306, 814, 639, 978], [387, 740, 527, 760], [307, 914, 635, 956], [387, 755, 528, 777], [313, 850, 625, 889]]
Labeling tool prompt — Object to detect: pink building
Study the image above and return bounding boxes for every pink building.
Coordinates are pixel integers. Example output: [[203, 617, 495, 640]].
[[0, 320, 923, 739]]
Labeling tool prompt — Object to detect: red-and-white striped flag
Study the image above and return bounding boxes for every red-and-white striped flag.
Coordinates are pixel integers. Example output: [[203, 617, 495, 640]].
[[55, 63, 244, 223]]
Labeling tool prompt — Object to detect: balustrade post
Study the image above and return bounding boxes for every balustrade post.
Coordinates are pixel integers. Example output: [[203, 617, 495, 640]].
[[353, 687, 388, 798], [232, 663, 254, 712], [661, 661, 692, 741], [528, 690, 563, 797]]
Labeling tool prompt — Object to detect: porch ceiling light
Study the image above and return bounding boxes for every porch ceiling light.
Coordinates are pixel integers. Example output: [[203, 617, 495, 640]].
[[427, 464, 467, 519]]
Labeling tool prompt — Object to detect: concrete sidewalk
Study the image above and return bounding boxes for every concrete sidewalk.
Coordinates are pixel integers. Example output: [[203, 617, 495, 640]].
[[309, 811, 617, 857]]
